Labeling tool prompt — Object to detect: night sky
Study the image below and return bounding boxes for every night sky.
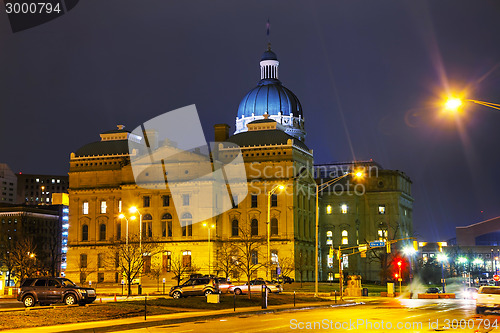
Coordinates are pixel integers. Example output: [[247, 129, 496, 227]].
[[1, 1, 500, 242]]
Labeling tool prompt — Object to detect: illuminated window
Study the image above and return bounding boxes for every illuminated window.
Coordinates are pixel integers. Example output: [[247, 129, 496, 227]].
[[378, 229, 388, 241], [326, 205, 332, 214], [83, 202, 89, 215], [378, 205, 386, 214], [182, 251, 191, 267], [100, 201, 107, 214], [118, 200, 122, 213], [342, 230, 348, 244], [342, 254, 348, 268], [326, 231, 333, 237], [271, 250, 278, 264], [341, 204, 348, 214]]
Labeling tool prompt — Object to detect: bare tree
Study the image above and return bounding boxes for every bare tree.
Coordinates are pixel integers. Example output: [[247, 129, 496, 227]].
[[295, 251, 306, 287], [10, 238, 38, 280], [366, 222, 401, 284], [147, 263, 163, 292], [170, 255, 200, 286], [113, 236, 160, 296], [214, 241, 237, 280], [232, 226, 265, 298], [0, 234, 15, 288], [277, 255, 295, 281]]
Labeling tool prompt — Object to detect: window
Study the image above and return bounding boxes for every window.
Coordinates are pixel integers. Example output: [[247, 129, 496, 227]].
[[378, 228, 388, 242], [143, 196, 150, 207], [271, 218, 278, 236], [99, 223, 106, 241], [251, 251, 258, 265], [82, 225, 88, 241], [163, 251, 171, 272], [378, 205, 386, 214], [341, 204, 348, 214], [162, 195, 170, 207], [117, 221, 121, 239], [326, 230, 333, 245], [342, 230, 348, 245], [83, 202, 89, 215], [251, 195, 258, 208], [80, 254, 87, 268], [231, 220, 239, 236], [98, 253, 104, 268], [182, 194, 190, 206], [34, 279, 46, 287], [100, 201, 107, 214], [326, 205, 332, 214], [115, 252, 119, 268], [181, 213, 192, 237], [182, 250, 191, 267], [271, 194, 277, 207], [251, 219, 258, 236], [118, 200, 122, 213], [98, 273, 104, 283], [161, 213, 173, 237], [143, 214, 153, 238]]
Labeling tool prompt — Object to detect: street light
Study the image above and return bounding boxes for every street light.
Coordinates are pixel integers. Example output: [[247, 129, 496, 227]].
[[444, 97, 500, 113], [397, 260, 402, 295], [129, 206, 143, 291], [437, 253, 448, 293], [203, 222, 215, 276], [267, 184, 285, 280], [314, 170, 365, 297], [118, 213, 129, 247]]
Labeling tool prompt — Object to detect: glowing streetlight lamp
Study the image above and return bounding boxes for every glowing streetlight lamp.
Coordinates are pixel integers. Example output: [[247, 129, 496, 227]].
[[202, 222, 216, 276], [444, 97, 500, 113], [267, 184, 285, 280], [118, 213, 130, 247], [437, 253, 448, 293]]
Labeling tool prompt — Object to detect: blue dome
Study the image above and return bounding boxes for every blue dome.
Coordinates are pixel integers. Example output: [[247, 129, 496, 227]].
[[261, 50, 278, 61], [237, 79, 303, 118]]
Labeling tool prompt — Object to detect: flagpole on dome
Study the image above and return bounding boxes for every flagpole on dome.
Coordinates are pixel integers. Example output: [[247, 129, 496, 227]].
[[266, 18, 271, 49]]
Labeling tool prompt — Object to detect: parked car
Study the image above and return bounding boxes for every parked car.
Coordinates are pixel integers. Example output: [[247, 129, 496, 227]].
[[215, 277, 234, 293], [426, 287, 441, 294], [17, 277, 96, 307], [229, 279, 282, 295], [169, 276, 218, 299], [273, 276, 294, 284], [476, 286, 500, 314], [463, 287, 478, 299]]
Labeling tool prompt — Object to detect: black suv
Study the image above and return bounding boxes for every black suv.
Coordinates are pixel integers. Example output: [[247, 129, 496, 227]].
[[17, 277, 96, 307], [169, 277, 218, 299]]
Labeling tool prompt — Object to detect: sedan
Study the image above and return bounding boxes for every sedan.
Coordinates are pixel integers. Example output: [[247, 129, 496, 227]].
[[229, 279, 282, 295], [426, 287, 441, 294]]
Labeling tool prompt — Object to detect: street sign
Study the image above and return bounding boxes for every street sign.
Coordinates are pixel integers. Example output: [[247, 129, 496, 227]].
[[494, 275, 500, 282], [369, 241, 385, 247]]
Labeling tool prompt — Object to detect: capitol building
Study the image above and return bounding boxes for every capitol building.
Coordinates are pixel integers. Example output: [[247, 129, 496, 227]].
[[65, 44, 413, 285]]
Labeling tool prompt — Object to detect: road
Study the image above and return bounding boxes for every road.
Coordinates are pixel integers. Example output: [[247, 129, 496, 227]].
[[116, 298, 500, 333]]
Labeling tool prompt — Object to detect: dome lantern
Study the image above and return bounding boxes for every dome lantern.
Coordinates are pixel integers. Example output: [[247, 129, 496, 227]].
[[260, 43, 279, 80]]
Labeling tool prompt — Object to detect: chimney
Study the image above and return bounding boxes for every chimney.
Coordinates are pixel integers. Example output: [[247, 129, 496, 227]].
[[214, 124, 230, 142]]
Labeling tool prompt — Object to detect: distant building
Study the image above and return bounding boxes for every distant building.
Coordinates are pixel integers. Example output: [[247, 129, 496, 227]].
[[315, 161, 414, 281], [16, 173, 68, 205], [0, 204, 63, 283], [0, 164, 17, 204]]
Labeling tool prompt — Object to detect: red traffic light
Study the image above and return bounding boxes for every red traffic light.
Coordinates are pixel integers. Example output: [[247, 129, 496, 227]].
[[394, 273, 399, 278], [397, 261, 402, 267]]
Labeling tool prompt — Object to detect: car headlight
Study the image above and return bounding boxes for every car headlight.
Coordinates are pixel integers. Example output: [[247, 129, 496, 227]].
[[78, 289, 87, 294]]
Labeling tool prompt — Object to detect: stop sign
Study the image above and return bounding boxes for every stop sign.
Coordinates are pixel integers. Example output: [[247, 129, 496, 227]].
[[493, 275, 500, 281]]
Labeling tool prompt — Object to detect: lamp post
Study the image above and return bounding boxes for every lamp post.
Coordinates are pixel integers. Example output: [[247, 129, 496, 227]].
[[314, 171, 364, 297], [397, 260, 402, 295], [437, 253, 448, 293], [118, 214, 129, 247], [129, 206, 143, 292], [267, 184, 285, 280], [403, 246, 417, 296], [203, 222, 215, 276]]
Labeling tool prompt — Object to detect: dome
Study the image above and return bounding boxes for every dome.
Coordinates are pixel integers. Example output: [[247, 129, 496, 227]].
[[261, 49, 277, 61], [237, 79, 303, 118]]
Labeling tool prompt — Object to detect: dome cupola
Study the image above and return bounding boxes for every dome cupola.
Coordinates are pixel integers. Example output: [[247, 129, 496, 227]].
[[235, 44, 306, 142]]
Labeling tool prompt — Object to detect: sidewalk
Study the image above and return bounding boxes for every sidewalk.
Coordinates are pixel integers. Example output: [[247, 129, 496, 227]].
[[0, 299, 364, 333]]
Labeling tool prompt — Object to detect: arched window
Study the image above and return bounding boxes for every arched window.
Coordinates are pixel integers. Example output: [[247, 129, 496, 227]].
[[82, 224, 88, 241], [271, 218, 278, 236], [251, 219, 258, 236], [99, 223, 106, 241], [342, 230, 348, 245], [162, 213, 173, 237], [181, 212, 192, 237], [231, 220, 239, 237], [143, 214, 152, 220]]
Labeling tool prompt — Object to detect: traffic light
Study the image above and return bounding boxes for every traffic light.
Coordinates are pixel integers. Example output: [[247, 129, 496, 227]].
[[413, 241, 418, 251], [394, 273, 399, 279], [386, 242, 391, 253], [397, 260, 402, 268]]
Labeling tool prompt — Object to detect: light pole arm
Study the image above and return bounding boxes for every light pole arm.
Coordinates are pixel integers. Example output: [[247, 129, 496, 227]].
[[467, 99, 500, 111]]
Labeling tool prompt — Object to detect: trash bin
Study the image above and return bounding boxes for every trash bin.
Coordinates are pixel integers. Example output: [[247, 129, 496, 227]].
[[362, 288, 368, 296]]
